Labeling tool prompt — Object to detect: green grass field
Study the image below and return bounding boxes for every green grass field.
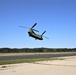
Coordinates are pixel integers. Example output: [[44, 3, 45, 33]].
[[0, 52, 75, 56], [0, 52, 75, 65], [0, 58, 63, 65]]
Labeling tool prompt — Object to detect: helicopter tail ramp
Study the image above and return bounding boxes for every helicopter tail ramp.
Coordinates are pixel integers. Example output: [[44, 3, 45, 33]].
[[41, 31, 46, 36]]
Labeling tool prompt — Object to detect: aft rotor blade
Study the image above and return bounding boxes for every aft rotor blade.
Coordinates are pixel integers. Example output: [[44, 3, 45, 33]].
[[33, 29, 39, 32], [19, 26, 29, 29], [43, 36, 49, 39], [31, 23, 37, 28], [41, 31, 46, 36]]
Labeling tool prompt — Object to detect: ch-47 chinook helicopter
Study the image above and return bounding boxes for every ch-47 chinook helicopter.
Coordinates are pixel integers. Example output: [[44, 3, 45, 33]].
[[19, 23, 49, 40]]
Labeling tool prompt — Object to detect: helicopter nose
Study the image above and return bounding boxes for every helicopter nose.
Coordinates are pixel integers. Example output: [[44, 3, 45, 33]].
[[28, 32, 31, 36], [28, 31, 31, 34]]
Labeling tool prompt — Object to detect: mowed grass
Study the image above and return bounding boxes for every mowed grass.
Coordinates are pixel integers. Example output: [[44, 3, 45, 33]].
[[0, 52, 75, 56], [0, 53, 35, 56], [0, 52, 75, 65], [0, 58, 63, 65]]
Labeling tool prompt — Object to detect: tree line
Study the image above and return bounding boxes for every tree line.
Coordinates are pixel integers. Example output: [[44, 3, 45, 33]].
[[0, 48, 76, 53]]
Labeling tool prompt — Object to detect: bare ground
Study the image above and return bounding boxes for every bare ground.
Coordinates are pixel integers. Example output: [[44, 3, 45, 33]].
[[0, 56, 76, 75]]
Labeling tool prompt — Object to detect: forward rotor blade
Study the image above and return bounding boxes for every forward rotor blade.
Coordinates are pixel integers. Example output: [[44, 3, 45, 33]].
[[33, 29, 39, 32], [19, 26, 29, 29], [31, 23, 37, 28], [43, 36, 49, 39]]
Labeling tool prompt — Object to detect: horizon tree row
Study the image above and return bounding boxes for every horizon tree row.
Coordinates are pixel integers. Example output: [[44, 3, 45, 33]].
[[0, 48, 76, 53]]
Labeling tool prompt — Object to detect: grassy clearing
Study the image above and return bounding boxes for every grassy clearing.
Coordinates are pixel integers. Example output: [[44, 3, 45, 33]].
[[0, 53, 35, 56], [0, 58, 63, 65], [0, 52, 75, 56]]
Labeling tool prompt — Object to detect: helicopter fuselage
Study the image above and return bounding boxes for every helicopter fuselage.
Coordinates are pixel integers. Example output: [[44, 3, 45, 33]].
[[28, 28, 43, 40], [19, 23, 48, 40]]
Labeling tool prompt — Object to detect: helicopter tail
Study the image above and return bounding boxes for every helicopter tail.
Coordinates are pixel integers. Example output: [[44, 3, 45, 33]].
[[41, 31, 46, 36]]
